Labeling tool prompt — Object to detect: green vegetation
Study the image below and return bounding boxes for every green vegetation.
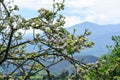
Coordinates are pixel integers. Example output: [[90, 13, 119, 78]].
[[67, 36, 120, 80], [88, 36, 120, 80]]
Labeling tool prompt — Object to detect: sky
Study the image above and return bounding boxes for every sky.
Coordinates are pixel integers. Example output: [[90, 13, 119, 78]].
[[13, 0, 120, 27]]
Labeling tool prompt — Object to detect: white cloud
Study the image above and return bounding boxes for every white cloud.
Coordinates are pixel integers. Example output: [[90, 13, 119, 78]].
[[88, 0, 120, 24], [14, 0, 53, 10], [64, 16, 84, 27], [65, 0, 120, 25], [65, 0, 96, 8], [13, 0, 120, 27]]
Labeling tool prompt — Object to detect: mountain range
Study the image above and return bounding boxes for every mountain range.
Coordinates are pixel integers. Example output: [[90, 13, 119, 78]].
[[67, 21, 120, 57], [49, 21, 120, 74], [1, 21, 120, 75], [49, 55, 98, 74], [24, 21, 120, 57]]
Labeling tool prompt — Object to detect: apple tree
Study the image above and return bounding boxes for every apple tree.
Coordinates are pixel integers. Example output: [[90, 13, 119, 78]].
[[0, 0, 94, 79]]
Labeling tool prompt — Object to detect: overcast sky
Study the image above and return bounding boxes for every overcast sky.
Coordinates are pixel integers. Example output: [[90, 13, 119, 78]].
[[14, 0, 120, 27]]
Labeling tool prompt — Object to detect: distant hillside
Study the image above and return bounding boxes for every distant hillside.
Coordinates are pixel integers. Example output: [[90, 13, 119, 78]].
[[67, 22, 120, 57], [49, 55, 98, 74]]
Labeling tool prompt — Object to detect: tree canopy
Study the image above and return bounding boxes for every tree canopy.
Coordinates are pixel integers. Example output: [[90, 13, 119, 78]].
[[0, 0, 93, 79]]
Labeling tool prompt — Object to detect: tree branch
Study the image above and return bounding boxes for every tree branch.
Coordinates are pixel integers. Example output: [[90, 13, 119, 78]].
[[0, 28, 14, 65]]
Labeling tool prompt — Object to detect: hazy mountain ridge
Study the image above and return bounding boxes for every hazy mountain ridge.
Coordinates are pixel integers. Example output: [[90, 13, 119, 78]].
[[23, 21, 120, 57], [49, 55, 98, 74], [67, 21, 120, 57]]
